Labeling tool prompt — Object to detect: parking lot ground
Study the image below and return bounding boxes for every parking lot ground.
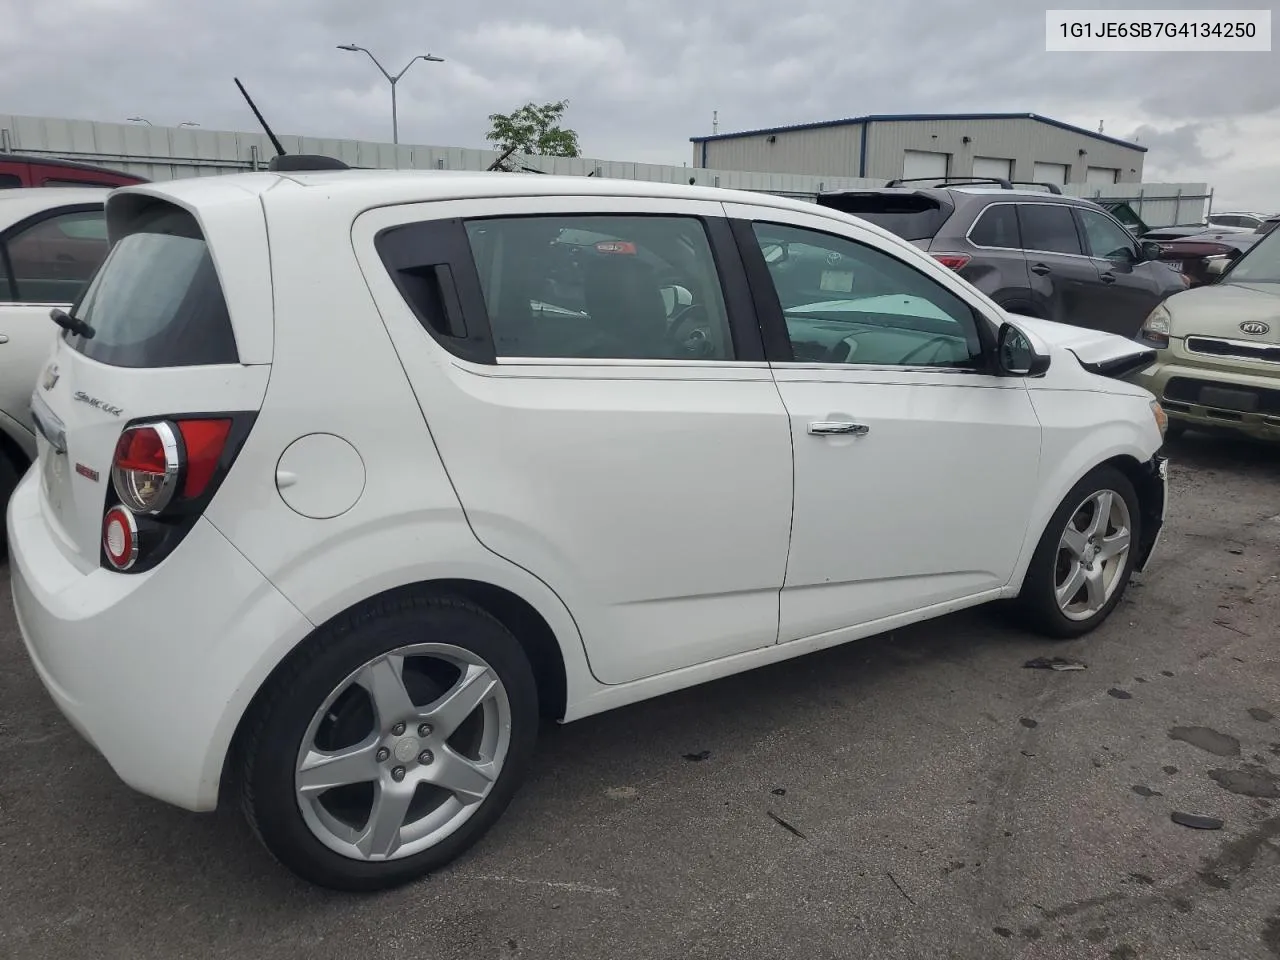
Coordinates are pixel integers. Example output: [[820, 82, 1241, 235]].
[[2, 432, 1279, 960]]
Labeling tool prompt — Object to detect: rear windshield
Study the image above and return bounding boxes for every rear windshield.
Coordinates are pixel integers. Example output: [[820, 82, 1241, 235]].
[[65, 203, 237, 368], [814, 193, 951, 241]]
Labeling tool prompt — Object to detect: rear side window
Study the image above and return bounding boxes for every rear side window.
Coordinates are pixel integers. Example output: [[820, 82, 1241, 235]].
[[814, 193, 951, 241], [968, 205, 1021, 249], [1018, 204, 1082, 255], [64, 203, 238, 368]]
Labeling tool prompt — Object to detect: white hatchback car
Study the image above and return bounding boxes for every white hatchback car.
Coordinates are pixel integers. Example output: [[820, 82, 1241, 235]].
[[0, 188, 111, 548], [7, 164, 1169, 890]]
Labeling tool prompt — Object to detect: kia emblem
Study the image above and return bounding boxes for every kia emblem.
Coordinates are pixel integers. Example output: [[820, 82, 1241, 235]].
[[1239, 320, 1271, 336]]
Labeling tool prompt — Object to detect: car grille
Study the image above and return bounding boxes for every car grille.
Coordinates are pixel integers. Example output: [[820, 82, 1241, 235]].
[[1164, 376, 1280, 416], [1185, 336, 1280, 365]]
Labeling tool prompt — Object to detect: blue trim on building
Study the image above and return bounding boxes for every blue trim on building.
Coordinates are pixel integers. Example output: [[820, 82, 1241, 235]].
[[689, 112, 1148, 154], [858, 121, 868, 177]]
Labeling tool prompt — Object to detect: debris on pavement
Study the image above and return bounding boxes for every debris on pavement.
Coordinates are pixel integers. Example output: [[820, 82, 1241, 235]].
[[766, 810, 806, 840], [1132, 785, 1163, 798], [1208, 765, 1280, 798], [682, 750, 711, 762], [1024, 656, 1087, 671], [1170, 812, 1224, 830], [771, 787, 786, 796], [1108, 689, 1134, 700], [886, 871, 915, 905], [1248, 708, 1275, 723], [1020, 718, 1038, 729]]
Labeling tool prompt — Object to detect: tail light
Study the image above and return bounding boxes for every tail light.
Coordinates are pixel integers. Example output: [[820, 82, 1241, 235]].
[[101, 413, 252, 573], [931, 253, 972, 271], [1160, 241, 1234, 260]]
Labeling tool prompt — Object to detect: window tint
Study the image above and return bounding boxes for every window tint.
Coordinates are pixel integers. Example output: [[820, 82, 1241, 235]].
[[65, 203, 238, 368], [464, 215, 734, 361], [814, 193, 950, 241], [1077, 209, 1136, 261], [969, 204, 1021, 249], [0, 173, 21, 189], [1018, 204, 1082, 255], [0, 209, 108, 304], [752, 223, 983, 369], [1225, 226, 1280, 284]]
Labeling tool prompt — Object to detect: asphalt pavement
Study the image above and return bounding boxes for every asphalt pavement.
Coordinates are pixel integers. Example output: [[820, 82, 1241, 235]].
[[2, 431, 1279, 960]]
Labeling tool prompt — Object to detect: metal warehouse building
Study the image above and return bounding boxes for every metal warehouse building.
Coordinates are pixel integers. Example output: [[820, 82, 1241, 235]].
[[691, 113, 1147, 187]]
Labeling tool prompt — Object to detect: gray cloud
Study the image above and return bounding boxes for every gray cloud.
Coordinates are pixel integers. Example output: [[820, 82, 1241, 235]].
[[0, 0, 1276, 204]]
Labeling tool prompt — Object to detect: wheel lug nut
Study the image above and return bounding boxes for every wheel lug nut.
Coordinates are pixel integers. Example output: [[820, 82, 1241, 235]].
[[418, 723, 433, 737], [391, 722, 406, 736], [375, 747, 390, 763], [391, 766, 406, 782], [418, 749, 434, 765]]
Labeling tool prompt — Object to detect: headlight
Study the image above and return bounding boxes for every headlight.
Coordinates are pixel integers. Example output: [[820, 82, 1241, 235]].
[[1140, 304, 1172, 347], [1150, 400, 1168, 439]]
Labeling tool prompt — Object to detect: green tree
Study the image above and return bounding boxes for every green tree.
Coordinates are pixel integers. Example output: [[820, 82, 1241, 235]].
[[486, 99, 582, 160]]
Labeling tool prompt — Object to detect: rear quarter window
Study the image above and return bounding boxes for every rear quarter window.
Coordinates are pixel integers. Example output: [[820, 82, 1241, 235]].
[[968, 205, 1021, 249], [64, 201, 238, 368]]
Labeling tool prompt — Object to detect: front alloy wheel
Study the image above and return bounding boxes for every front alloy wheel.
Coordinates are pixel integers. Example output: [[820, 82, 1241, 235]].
[[1017, 465, 1142, 638]]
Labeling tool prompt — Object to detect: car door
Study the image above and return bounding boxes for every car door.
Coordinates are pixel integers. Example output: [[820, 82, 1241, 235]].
[[1075, 207, 1169, 337], [723, 201, 1042, 645], [1015, 202, 1101, 327], [0, 205, 108, 441], [353, 195, 794, 685]]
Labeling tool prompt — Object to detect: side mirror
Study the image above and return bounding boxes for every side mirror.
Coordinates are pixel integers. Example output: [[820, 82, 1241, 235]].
[[996, 321, 1051, 377], [1139, 240, 1164, 261]]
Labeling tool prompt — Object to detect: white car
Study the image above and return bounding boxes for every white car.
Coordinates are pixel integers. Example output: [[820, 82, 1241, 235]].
[[0, 188, 111, 549], [7, 165, 1169, 891]]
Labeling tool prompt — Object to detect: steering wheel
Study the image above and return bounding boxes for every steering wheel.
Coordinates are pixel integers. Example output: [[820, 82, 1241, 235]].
[[897, 335, 957, 367], [666, 304, 717, 358]]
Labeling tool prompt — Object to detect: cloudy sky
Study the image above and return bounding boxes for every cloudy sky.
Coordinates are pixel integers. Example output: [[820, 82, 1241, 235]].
[[2, 0, 1276, 208]]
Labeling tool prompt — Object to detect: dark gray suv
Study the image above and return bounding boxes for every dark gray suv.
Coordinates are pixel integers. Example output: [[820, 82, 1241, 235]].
[[815, 180, 1187, 337]]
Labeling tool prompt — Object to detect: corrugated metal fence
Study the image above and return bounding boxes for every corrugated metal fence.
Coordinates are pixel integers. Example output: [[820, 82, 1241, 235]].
[[0, 114, 1210, 226]]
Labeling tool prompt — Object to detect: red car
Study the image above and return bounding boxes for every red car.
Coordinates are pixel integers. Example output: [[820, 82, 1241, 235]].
[[0, 152, 147, 189]]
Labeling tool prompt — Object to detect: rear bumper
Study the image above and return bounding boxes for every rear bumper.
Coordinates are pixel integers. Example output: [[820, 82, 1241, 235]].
[[6, 470, 310, 811], [1133, 454, 1168, 574]]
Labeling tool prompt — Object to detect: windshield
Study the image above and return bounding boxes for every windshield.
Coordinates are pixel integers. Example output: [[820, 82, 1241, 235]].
[[1225, 224, 1280, 284]]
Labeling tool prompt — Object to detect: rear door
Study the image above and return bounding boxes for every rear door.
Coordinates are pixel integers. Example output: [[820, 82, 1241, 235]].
[[959, 201, 1032, 306], [30, 194, 269, 572], [1016, 202, 1101, 327], [354, 195, 793, 686], [0, 205, 108, 443]]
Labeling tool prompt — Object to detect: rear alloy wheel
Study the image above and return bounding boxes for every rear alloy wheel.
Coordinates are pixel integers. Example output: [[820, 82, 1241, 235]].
[[241, 594, 538, 891], [1017, 466, 1141, 638]]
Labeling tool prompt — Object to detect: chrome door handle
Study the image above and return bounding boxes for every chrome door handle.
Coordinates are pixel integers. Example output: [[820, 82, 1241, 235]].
[[808, 421, 869, 436]]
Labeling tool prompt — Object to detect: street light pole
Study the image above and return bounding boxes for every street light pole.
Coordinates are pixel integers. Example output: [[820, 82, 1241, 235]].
[[337, 44, 444, 146]]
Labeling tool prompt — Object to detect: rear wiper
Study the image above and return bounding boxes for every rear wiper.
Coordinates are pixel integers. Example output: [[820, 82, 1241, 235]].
[[50, 307, 95, 339]]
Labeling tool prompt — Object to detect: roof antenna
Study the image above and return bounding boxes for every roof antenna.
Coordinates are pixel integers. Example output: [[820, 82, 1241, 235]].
[[233, 77, 348, 172]]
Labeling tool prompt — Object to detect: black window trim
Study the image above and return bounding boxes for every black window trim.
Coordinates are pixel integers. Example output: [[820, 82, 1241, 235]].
[[375, 211, 767, 367], [0, 202, 106, 305], [730, 216, 1000, 375], [1072, 206, 1141, 263]]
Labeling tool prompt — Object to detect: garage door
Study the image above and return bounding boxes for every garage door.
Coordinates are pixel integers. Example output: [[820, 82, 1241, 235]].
[[973, 157, 1013, 181], [1086, 166, 1119, 185], [903, 150, 949, 180], [1033, 162, 1069, 185]]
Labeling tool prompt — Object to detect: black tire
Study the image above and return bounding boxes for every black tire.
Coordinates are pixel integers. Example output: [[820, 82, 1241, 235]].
[[0, 448, 24, 556], [239, 590, 539, 891], [1015, 465, 1142, 639]]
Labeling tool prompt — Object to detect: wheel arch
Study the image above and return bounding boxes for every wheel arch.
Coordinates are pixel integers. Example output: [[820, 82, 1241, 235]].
[[219, 577, 571, 808]]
